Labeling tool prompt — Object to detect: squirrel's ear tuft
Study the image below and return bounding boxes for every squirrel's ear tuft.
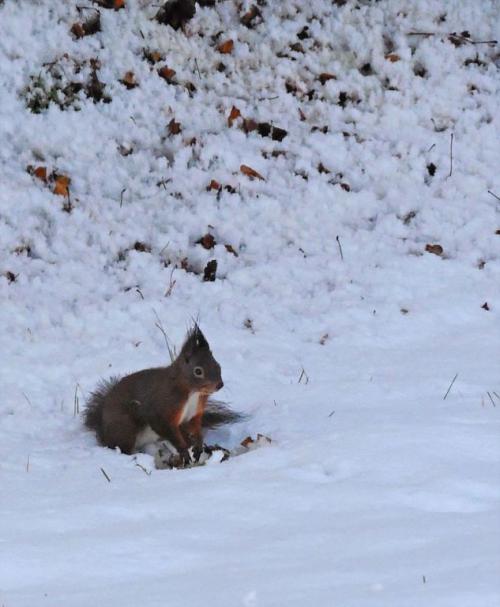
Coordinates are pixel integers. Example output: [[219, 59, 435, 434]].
[[192, 324, 209, 349], [180, 323, 209, 358]]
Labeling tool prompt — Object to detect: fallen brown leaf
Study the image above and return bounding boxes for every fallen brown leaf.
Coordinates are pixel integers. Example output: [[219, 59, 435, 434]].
[[143, 49, 164, 64], [218, 39, 234, 54], [240, 5, 261, 28], [207, 179, 221, 191], [33, 166, 47, 182], [271, 126, 287, 142], [196, 234, 216, 250], [290, 42, 305, 53], [156, 0, 195, 30], [70, 23, 86, 39], [240, 436, 254, 448], [228, 105, 241, 127], [319, 72, 336, 85], [53, 175, 70, 197], [133, 241, 151, 253], [95, 0, 125, 8], [242, 118, 258, 133], [240, 164, 264, 181], [203, 259, 217, 282], [385, 53, 400, 62], [257, 122, 271, 137], [241, 434, 272, 449], [71, 12, 101, 39], [158, 66, 176, 83], [425, 244, 443, 256], [168, 118, 181, 135], [120, 71, 137, 89]]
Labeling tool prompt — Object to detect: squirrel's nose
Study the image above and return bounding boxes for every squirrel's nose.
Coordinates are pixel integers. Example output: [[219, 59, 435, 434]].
[[216, 380, 224, 390]]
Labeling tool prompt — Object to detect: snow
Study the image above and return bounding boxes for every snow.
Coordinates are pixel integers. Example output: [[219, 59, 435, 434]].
[[1, 0, 500, 605]]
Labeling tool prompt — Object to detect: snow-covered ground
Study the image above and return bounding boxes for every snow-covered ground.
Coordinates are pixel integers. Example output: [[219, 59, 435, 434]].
[[1, 0, 500, 605]]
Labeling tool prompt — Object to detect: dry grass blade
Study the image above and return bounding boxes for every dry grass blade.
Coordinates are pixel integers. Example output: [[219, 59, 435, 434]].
[[152, 308, 176, 362], [100, 467, 111, 482], [298, 367, 309, 384], [443, 373, 458, 400], [135, 462, 152, 476], [73, 384, 80, 416]]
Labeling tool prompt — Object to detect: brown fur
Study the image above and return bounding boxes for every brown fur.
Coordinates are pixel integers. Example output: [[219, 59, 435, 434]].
[[84, 326, 240, 459]]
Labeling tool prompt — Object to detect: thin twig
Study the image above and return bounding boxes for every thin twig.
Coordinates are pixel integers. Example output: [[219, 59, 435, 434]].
[[152, 308, 175, 361], [194, 58, 201, 79], [159, 241, 171, 256], [100, 467, 111, 482], [486, 392, 496, 407], [26, 455, 30, 473], [487, 190, 500, 202], [298, 367, 309, 384], [469, 40, 498, 45], [336, 235, 344, 261], [73, 383, 80, 416], [427, 143, 436, 153], [407, 31, 497, 45], [22, 392, 33, 408], [164, 266, 176, 297], [135, 462, 152, 476], [328, 410, 335, 418], [448, 133, 454, 178], [443, 373, 458, 400], [120, 187, 127, 207], [157, 178, 171, 190]]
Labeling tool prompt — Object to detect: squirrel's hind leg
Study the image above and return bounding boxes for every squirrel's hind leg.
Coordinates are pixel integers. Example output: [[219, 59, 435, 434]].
[[99, 406, 140, 455]]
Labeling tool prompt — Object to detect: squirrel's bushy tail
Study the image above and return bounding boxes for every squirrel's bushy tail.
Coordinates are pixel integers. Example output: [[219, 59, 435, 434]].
[[83, 377, 120, 434], [202, 400, 247, 429]]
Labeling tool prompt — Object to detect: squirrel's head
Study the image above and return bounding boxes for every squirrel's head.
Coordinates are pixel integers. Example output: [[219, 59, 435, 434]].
[[177, 325, 223, 394]]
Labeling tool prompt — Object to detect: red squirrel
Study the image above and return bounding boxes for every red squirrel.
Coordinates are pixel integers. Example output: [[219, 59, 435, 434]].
[[84, 325, 242, 463]]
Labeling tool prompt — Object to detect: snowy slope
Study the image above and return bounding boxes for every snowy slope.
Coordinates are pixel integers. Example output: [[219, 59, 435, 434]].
[[1, 0, 500, 605]]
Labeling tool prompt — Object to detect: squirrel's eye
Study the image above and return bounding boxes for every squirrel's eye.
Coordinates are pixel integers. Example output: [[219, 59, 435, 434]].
[[193, 366, 204, 378]]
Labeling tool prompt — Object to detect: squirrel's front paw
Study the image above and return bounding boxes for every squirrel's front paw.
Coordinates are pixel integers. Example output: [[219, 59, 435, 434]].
[[191, 443, 204, 462], [177, 448, 194, 467]]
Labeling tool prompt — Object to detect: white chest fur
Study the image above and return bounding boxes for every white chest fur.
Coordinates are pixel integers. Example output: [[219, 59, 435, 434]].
[[134, 425, 161, 451], [134, 391, 201, 452], [178, 391, 201, 424]]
